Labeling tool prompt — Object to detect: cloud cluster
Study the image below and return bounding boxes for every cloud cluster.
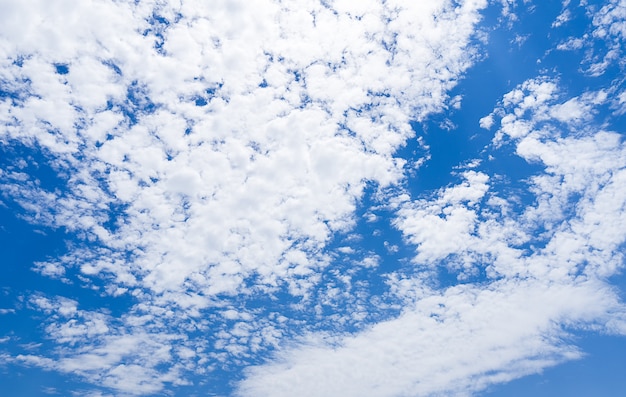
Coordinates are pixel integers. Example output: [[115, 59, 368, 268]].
[[553, 0, 626, 78], [237, 73, 626, 397], [238, 278, 622, 397], [2, 0, 626, 396], [1, 0, 487, 298], [0, 0, 497, 394]]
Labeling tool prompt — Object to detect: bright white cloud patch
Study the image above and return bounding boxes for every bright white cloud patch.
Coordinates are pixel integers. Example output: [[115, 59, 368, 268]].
[[238, 279, 622, 397], [0, 0, 486, 297], [1, 0, 626, 396]]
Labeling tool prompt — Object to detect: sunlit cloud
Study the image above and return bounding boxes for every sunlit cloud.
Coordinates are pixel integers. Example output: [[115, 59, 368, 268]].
[[1, 0, 625, 396]]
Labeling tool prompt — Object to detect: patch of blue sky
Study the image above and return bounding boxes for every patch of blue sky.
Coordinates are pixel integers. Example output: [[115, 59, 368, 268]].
[[143, 13, 173, 55], [0, 141, 64, 191], [120, 80, 158, 125], [407, 2, 546, 194], [194, 84, 225, 107], [0, 201, 134, 316], [0, 364, 103, 397], [484, 332, 626, 397], [309, 188, 410, 322], [0, 206, 93, 396], [53, 63, 69, 75], [0, 78, 31, 106]]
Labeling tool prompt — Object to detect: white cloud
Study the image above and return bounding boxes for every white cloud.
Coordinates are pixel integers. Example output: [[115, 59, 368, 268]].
[[0, 0, 492, 394], [552, 8, 572, 28], [394, 171, 490, 265], [479, 114, 495, 129], [550, 0, 626, 76], [556, 37, 585, 50], [236, 76, 626, 396], [237, 278, 621, 397], [4, 0, 626, 396]]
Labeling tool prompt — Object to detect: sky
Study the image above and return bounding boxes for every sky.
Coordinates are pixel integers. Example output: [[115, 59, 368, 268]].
[[1, 0, 626, 396]]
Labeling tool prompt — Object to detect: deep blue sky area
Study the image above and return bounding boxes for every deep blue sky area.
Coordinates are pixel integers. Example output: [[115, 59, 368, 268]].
[[486, 333, 626, 397], [1, 1, 626, 396]]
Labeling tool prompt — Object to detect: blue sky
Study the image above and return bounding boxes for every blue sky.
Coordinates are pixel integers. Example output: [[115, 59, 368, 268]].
[[1, 0, 626, 396]]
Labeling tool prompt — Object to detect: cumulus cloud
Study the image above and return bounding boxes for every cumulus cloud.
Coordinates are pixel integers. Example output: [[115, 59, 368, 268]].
[[0, 0, 487, 299], [2, 0, 626, 396], [236, 74, 626, 396], [0, 0, 494, 394]]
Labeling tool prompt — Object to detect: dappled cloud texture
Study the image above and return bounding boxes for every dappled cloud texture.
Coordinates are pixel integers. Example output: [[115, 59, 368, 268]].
[[1, 0, 626, 396]]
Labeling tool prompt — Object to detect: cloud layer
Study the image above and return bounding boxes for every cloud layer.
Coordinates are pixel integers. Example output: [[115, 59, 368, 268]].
[[239, 72, 626, 396], [1, 0, 626, 396]]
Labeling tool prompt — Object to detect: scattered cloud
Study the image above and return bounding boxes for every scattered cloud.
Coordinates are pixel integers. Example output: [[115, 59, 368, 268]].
[[236, 75, 626, 396], [0, 0, 491, 394], [1, 0, 625, 396]]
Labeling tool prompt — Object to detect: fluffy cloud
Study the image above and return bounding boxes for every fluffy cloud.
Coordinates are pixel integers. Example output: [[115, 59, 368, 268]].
[[236, 74, 626, 396], [3, 0, 626, 396], [1, 0, 493, 394], [1, 0, 487, 298]]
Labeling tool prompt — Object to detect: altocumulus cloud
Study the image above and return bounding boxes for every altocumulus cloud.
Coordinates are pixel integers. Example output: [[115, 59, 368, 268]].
[[1, 0, 626, 396]]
